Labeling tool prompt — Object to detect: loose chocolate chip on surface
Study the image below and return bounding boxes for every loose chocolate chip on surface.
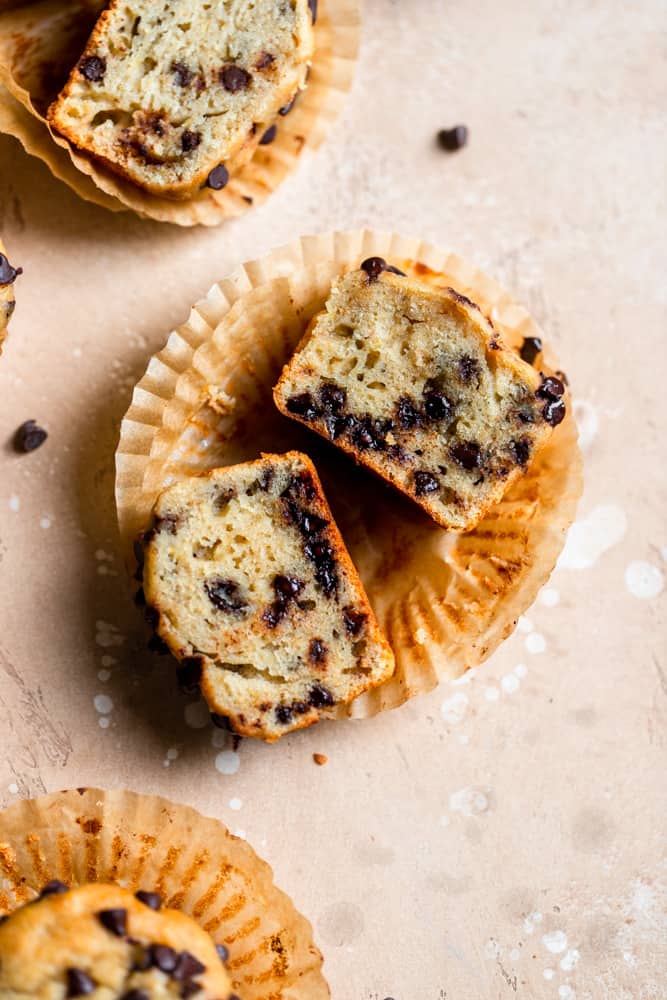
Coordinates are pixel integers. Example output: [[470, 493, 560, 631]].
[[342, 607, 367, 636], [181, 129, 201, 152], [437, 124, 468, 151], [205, 578, 248, 614], [286, 392, 320, 421], [171, 61, 193, 86], [259, 124, 277, 145], [13, 419, 48, 453], [451, 441, 481, 470], [519, 335, 543, 365], [173, 950, 207, 979], [40, 879, 68, 896], [543, 399, 566, 426], [0, 253, 22, 285], [360, 256, 387, 281], [509, 438, 531, 465], [308, 0, 318, 22], [536, 375, 565, 400], [78, 55, 106, 81], [216, 942, 230, 962], [309, 683, 334, 708], [66, 969, 95, 998], [205, 164, 229, 190], [135, 889, 161, 910], [221, 64, 251, 92], [97, 908, 127, 937], [414, 471, 440, 496]]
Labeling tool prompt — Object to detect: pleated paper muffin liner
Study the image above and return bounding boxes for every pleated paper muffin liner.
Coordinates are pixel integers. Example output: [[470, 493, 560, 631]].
[[0, 787, 328, 999], [115, 229, 583, 718], [0, 0, 359, 226]]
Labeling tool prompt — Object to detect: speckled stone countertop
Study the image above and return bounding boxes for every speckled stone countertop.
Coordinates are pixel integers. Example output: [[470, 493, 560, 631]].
[[0, 1, 665, 997]]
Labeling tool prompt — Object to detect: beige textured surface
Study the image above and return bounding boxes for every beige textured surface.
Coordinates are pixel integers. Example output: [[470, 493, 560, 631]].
[[0, 1, 665, 998]]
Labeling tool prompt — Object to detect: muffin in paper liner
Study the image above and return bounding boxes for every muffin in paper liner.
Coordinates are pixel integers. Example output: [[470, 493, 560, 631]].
[[115, 229, 583, 719], [0, 787, 329, 999], [0, 0, 359, 226]]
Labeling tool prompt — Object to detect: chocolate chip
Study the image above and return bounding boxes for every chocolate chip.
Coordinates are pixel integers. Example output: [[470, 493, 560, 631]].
[[180, 984, 200, 999], [304, 538, 338, 596], [173, 951, 206, 980], [279, 94, 298, 115], [78, 55, 106, 82], [457, 355, 479, 383], [97, 908, 127, 937], [437, 125, 468, 151], [181, 129, 201, 152], [121, 992, 149, 1000], [176, 658, 202, 694], [536, 375, 565, 401], [216, 942, 230, 963], [259, 124, 277, 145], [319, 382, 346, 413], [308, 638, 327, 663], [274, 575, 304, 601], [150, 943, 178, 971], [308, 0, 318, 22], [255, 51, 275, 70], [66, 970, 95, 998], [309, 684, 334, 708], [414, 471, 440, 496], [342, 607, 366, 636], [275, 704, 293, 724], [451, 441, 481, 470], [519, 336, 542, 365], [349, 415, 388, 451], [543, 399, 566, 426], [154, 514, 179, 535], [423, 390, 453, 422], [283, 499, 327, 537], [385, 264, 407, 276], [286, 392, 320, 421], [517, 409, 536, 424], [221, 65, 251, 92], [360, 256, 387, 282], [13, 419, 48, 453], [210, 712, 232, 730], [205, 164, 229, 190], [40, 879, 68, 897], [204, 578, 248, 614], [131, 949, 152, 971], [171, 61, 193, 87], [324, 414, 347, 440], [135, 889, 161, 910], [509, 438, 531, 466], [0, 254, 22, 285], [397, 396, 423, 429]]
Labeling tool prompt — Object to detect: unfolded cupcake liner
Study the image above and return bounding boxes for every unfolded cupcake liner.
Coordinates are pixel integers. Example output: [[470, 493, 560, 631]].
[[0, 236, 18, 353], [115, 229, 583, 718], [0, 0, 360, 225], [0, 787, 329, 999]]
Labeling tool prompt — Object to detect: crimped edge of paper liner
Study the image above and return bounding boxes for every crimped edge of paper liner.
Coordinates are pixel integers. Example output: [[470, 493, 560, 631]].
[[0, 0, 360, 225], [115, 228, 584, 720], [0, 787, 329, 999]]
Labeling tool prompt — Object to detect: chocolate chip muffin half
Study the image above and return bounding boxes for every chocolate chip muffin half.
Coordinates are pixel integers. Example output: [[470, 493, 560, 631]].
[[0, 242, 21, 354], [0, 881, 235, 998], [273, 259, 566, 532], [47, 0, 314, 198], [140, 452, 395, 741]]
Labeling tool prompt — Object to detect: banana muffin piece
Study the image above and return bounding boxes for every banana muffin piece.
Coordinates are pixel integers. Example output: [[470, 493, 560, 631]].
[[140, 452, 395, 741], [48, 0, 314, 198], [0, 243, 20, 354], [0, 881, 234, 998], [274, 259, 566, 532]]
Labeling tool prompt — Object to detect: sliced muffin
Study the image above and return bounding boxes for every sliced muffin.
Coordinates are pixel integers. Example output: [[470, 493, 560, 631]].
[[48, 0, 315, 198], [0, 242, 20, 354], [0, 881, 234, 998], [274, 258, 566, 532], [140, 452, 395, 741]]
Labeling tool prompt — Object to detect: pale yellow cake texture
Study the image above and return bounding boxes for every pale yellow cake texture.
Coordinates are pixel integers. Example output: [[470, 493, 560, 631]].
[[141, 452, 395, 741], [48, 0, 315, 198], [274, 265, 564, 532], [0, 882, 233, 999]]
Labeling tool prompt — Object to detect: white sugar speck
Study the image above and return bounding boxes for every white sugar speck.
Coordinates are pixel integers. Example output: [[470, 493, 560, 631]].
[[514, 663, 528, 679], [542, 930, 568, 954], [517, 616, 533, 633], [8, 495, 20, 512], [525, 633, 546, 654], [94, 694, 113, 714], [558, 986, 575, 1000], [233, 828, 246, 839], [440, 691, 469, 725], [540, 587, 560, 607], [573, 399, 599, 451], [560, 949, 580, 971], [624, 560, 664, 599], [97, 669, 111, 682], [623, 951, 637, 967], [523, 911, 543, 934], [484, 686, 500, 702], [543, 968, 555, 980], [39, 516, 51, 530], [484, 939, 502, 959], [501, 673, 520, 694], [558, 504, 627, 570], [449, 786, 489, 817], [166, 748, 179, 761], [440, 815, 450, 827], [98, 717, 110, 729], [215, 750, 240, 775], [458, 733, 470, 745], [8, 782, 18, 794], [510, 948, 520, 961], [229, 797, 242, 811], [184, 701, 210, 729]]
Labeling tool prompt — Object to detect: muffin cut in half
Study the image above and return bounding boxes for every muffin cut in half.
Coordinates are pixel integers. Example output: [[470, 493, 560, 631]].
[[48, 0, 315, 198], [274, 258, 566, 532], [0, 243, 20, 354], [140, 452, 395, 740], [0, 881, 234, 998]]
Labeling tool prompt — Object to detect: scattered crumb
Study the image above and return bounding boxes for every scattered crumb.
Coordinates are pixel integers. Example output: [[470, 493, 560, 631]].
[[313, 753, 328, 766]]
